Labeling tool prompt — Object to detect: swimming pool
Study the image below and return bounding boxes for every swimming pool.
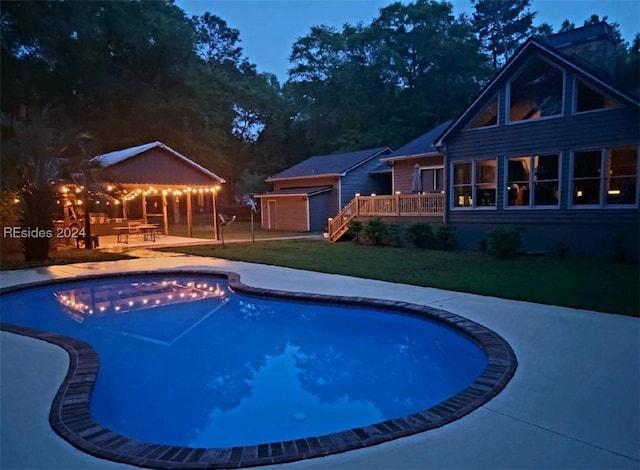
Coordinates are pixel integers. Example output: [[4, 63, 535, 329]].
[[1, 271, 517, 468]]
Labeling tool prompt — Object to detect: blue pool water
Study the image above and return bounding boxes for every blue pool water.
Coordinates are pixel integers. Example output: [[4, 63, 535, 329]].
[[1, 275, 487, 447]]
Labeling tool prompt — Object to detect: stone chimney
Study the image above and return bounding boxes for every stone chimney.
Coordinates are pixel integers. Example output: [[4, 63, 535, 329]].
[[545, 22, 617, 75]]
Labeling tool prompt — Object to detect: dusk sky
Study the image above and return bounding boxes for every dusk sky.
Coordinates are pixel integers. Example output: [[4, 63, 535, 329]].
[[178, 0, 640, 81]]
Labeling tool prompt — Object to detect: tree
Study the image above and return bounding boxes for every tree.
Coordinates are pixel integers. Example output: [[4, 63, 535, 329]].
[[193, 13, 243, 67], [616, 33, 640, 89], [1, 107, 93, 261], [286, 0, 488, 155], [472, 0, 536, 69], [533, 22, 554, 38], [558, 19, 575, 33]]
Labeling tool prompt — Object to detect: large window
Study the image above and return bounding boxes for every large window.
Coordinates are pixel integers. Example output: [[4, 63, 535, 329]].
[[573, 146, 638, 206], [506, 154, 559, 207], [509, 57, 564, 122], [453, 162, 472, 207], [421, 167, 444, 193], [470, 96, 498, 129], [452, 159, 497, 208], [575, 79, 617, 113]]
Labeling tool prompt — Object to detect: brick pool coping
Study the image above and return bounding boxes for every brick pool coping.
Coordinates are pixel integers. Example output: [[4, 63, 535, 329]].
[[1, 270, 517, 469]]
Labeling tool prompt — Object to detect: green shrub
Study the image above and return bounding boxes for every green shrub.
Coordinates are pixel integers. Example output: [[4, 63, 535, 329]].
[[478, 237, 488, 253], [486, 228, 522, 258], [435, 224, 457, 251], [387, 224, 403, 247], [406, 222, 434, 248], [347, 220, 363, 243], [364, 218, 390, 246]]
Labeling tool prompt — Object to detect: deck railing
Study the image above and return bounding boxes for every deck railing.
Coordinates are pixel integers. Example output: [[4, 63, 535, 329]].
[[328, 193, 444, 242]]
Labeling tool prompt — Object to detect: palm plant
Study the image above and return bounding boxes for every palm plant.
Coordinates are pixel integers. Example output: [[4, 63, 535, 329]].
[[1, 107, 93, 262]]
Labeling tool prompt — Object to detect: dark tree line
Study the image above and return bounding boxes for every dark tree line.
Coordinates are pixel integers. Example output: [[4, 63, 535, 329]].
[[2, 0, 638, 205]]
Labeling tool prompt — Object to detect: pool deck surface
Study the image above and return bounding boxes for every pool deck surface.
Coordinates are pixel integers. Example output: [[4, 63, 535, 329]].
[[1, 254, 638, 469]]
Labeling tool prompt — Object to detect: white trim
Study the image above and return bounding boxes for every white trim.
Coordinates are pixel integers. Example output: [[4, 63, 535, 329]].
[[506, 55, 566, 125], [436, 40, 639, 147], [570, 146, 640, 209], [572, 76, 620, 115], [418, 166, 445, 193], [450, 159, 498, 210], [380, 151, 440, 163], [504, 153, 561, 209], [255, 193, 308, 198], [255, 192, 322, 198], [391, 164, 396, 194], [341, 147, 392, 173], [266, 173, 340, 183], [462, 94, 500, 132], [267, 200, 277, 229]]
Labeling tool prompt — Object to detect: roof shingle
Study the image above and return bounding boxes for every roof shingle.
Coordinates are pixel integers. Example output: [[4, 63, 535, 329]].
[[268, 147, 390, 180]]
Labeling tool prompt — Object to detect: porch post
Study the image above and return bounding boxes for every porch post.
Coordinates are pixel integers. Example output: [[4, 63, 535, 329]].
[[121, 196, 127, 219], [186, 189, 193, 238], [162, 191, 169, 235], [212, 188, 219, 240], [141, 193, 148, 223]]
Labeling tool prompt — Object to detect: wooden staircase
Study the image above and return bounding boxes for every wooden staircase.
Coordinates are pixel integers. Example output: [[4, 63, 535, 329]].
[[327, 193, 445, 242], [327, 197, 359, 242]]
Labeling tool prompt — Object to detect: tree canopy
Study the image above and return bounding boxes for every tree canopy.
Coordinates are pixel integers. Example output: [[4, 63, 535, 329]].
[[1, 0, 638, 203]]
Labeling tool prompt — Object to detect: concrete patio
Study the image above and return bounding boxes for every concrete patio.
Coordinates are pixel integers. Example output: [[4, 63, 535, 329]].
[[1, 255, 638, 469]]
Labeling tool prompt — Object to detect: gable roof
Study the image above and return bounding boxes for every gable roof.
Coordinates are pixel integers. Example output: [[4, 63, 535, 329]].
[[254, 186, 333, 198], [93, 141, 226, 183], [369, 162, 392, 174], [381, 121, 452, 161], [267, 147, 391, 181], [436, 33, 640, 146]]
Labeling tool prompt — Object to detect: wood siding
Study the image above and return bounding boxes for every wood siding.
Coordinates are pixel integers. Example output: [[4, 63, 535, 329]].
[[340, 156, 389, 208], [102, 148, 219, 186], [444, 58, 640, 255], [309, 191, 332, 230], [273, 176, 339, 215], [393, 156, 443, 193], [260, 197, 308, 231]]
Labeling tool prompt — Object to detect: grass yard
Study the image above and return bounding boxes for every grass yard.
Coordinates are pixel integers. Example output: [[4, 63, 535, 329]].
[[0, 248, 134, 271], [159, 239, 640, 317], [168, 219, 311, 240]]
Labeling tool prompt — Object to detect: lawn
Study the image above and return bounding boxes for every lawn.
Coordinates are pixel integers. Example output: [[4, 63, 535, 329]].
[[168, 218, 312, 240], [158, 239, 639, 317]]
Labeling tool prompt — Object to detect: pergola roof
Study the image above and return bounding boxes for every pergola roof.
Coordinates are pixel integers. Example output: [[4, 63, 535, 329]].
[[93, 141, 225, 187]]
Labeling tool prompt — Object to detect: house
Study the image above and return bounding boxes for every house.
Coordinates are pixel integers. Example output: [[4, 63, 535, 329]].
[[326, 122, 451, 241], [256, 147, 391, 231], [435, 22, 639, 256], [382, 120, 452, 195]]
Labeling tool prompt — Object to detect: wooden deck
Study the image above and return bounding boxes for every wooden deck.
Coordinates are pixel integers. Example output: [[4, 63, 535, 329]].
[[328, 194, 444, 242]]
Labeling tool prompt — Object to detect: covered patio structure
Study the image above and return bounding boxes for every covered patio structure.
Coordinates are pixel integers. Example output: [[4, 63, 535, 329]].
[[74, 142, 225, 244]]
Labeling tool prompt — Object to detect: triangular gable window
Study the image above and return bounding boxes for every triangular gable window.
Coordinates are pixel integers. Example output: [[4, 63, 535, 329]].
[[509, 56, 564, 122], [575, 79, 618, 113], [470, 96, 498, 129]]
